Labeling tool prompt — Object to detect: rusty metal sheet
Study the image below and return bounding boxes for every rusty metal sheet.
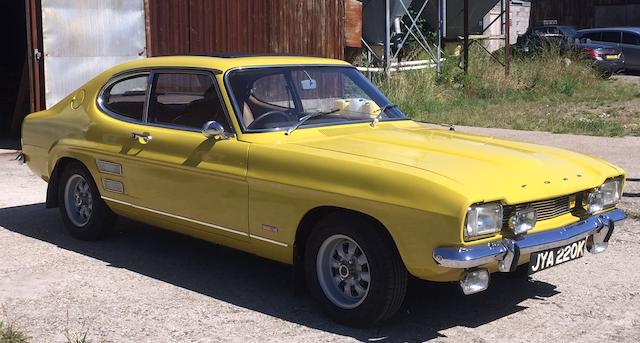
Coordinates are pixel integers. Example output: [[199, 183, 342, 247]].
[[345, 0, 363, 48], [42, 0, 146, 107]]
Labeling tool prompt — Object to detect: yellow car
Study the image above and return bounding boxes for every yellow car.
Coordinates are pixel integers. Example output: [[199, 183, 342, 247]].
[[21, 55, 626, 326]]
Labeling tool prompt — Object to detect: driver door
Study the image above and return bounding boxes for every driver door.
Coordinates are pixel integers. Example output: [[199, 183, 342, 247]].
[[124, 70, 250, 240]]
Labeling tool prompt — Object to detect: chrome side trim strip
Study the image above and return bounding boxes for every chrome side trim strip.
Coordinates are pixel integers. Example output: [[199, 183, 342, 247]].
[[101, 196, 288, 247], [102, 196, 248, 236], [249, 234, 289, 247]]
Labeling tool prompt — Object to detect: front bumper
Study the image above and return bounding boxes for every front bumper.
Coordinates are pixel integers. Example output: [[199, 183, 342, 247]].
[[432, 208, 626, 272]]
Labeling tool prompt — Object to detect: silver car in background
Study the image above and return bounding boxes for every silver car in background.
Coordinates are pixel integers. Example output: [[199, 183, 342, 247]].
[[575, 27, 640, 73]]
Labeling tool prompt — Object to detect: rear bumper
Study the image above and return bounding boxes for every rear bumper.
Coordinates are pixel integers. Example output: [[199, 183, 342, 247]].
[[432, 208, 626, 271], [594, 60, 624, 73]]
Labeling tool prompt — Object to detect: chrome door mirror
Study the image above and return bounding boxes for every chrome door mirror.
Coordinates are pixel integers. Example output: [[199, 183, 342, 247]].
[[202, 121, 229, 139]]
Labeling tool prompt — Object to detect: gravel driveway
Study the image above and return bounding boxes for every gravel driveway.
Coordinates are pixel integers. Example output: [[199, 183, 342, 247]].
[[1, 127, 639, 343]]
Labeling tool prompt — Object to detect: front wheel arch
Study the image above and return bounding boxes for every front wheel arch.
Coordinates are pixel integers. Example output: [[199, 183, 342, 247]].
[[292, 206, 401, 293]]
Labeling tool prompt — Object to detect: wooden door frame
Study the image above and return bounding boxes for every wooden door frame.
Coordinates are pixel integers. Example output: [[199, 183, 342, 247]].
[[25, 0, 44, 112]]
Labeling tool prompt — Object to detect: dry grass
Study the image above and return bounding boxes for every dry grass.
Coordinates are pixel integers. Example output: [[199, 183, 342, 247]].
[[375, 47, 640, 136], [0, 322, 30, 343]]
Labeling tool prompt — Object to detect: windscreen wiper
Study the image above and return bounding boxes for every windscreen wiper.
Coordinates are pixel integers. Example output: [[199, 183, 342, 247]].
[[285, 108, 340, 135], [370, 103, 397, 127]]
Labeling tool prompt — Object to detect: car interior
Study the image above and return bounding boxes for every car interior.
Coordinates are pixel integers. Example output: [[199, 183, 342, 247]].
[[103, 72, 229, 130]]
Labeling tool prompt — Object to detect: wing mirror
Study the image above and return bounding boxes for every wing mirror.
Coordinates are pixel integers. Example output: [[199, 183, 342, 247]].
[[202, 121, 231, 140]]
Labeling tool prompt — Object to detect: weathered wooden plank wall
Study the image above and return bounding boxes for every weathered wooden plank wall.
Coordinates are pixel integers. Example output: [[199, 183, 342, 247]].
[[147, 0, 346, 59]]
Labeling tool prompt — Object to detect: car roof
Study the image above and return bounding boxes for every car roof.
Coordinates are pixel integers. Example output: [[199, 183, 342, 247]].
[[578, 27, 640, 34], [101, 55, 351, 77], [534, 25, 575, 30]]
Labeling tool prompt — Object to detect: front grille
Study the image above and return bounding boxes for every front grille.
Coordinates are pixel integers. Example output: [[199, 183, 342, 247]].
[[502, 195, 572, 228]]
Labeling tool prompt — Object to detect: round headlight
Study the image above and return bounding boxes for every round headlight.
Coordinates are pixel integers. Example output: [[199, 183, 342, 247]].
[[587, 190, 605, 213], [509, 206, 537, 235]]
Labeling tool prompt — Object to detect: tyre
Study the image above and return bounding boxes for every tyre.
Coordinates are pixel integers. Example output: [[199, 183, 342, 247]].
[[305, 215, 407, 326], [58, 162, 116, 240]]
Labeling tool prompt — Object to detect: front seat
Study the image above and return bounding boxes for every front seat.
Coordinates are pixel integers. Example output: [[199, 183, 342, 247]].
[[173, 87, 226, 128], [243, 102, 255, 127]]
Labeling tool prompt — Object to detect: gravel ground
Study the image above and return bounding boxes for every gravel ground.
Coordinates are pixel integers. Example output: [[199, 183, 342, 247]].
[[1, 128, 639, 343]]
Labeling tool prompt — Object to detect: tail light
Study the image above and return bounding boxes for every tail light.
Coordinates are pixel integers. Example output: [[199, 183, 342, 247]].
[[582, 48, 601, 60]]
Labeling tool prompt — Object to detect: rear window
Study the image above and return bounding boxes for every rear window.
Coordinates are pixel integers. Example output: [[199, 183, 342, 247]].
[[101, 74, 148, 121]]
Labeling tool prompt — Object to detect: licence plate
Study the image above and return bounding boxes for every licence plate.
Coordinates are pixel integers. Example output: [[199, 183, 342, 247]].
[[528, 238, 587, 274], [605, 54, 619, 60]]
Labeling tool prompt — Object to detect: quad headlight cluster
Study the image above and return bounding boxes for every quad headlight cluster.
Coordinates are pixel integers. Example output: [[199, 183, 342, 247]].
[[464, 177, 622, 241], [587, 178, 622, 213], [465, 203, 538, 240]]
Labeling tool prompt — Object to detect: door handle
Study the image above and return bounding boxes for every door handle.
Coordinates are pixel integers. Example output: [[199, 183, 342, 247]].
[[131, 132, 152, 144]]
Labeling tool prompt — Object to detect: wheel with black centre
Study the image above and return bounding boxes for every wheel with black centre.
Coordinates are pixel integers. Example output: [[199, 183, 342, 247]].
[[58, 162, 116, 240], [305, 215, 408, 326]]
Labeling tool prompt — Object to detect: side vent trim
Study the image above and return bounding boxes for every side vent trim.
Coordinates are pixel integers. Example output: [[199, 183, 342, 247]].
[[96, 160, 122, 175]]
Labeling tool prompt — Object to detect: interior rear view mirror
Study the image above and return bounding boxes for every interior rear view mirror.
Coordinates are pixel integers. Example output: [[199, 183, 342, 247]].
[[301, 79, 317, 90]]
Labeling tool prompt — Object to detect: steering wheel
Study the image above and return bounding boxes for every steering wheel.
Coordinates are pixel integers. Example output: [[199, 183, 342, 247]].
[[247, 110, 296, 130]]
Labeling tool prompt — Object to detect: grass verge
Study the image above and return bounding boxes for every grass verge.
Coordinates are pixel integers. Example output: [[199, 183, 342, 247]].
[[374, 47, 640, 136]]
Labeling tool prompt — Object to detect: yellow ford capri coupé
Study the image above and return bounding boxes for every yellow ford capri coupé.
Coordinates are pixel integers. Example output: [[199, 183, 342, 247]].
[[21, 55, 626, 326]]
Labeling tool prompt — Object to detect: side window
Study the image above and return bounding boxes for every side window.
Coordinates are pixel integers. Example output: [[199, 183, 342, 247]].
[[102, 75, 148, 121], [147, 73, 228, 130], [622, 32, 640, 45], [601, 31, 621, 43], [533, 27, 547, 35], [582, 32, 601, 41]]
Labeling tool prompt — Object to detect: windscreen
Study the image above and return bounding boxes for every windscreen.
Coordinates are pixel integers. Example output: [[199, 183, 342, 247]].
[[227, 66, 406, 132]]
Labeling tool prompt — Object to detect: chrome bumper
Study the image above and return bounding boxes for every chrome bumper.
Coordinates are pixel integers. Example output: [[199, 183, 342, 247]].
[[433, 209, 627, 271]]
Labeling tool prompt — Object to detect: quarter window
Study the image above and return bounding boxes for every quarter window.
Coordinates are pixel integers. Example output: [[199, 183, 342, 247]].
[[622, 32, 640, 45], [147, 73, 228, 130], [101, 74, 148, 121]]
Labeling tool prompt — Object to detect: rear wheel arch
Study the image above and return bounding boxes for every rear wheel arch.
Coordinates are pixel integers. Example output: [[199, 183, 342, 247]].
[[46, 157, 89, 208]]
